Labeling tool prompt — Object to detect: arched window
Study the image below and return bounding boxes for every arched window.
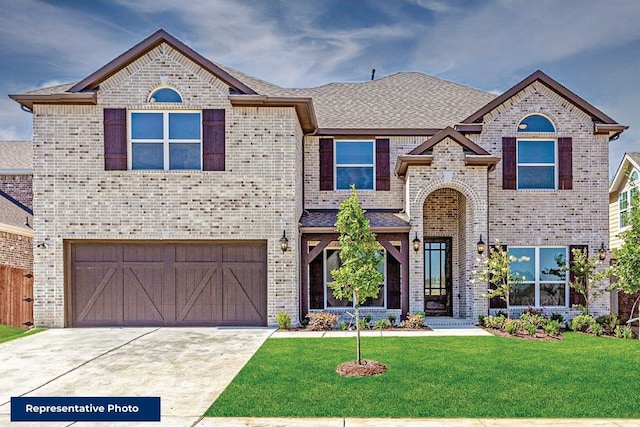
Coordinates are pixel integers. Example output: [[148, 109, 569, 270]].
[[517, 114, 555, 133], [148, 87, 182, 103]]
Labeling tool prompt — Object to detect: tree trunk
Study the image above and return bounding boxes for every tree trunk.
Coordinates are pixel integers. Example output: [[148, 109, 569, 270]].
[[355, 290, 362, 365]]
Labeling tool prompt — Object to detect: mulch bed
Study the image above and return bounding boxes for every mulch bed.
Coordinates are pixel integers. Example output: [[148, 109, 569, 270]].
[[284, 326, 433, 332], [484, 327, 564, 341], [336, 360, 388, 377]]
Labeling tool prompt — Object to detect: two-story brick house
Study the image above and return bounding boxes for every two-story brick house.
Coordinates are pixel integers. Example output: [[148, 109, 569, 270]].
[[10, 30, 625, 327]]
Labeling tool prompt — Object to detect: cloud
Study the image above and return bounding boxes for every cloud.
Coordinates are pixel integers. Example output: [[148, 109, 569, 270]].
[[0, 98, 32, 141]]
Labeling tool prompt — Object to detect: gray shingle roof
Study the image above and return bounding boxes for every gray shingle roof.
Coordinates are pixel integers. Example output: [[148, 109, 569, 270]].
[[0, 141, 33, 171], [0, 192, 33, 232], [627, 152, 640, 166], [300, 210, 409, 229]]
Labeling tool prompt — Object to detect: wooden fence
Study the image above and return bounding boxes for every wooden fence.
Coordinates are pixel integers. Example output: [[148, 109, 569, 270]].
[[0, 265, 34, 328]]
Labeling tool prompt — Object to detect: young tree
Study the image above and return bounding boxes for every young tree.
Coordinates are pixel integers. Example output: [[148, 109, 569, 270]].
[[329, 186, 384, 365], [566, 247, 607, 315], [472, 242, 527, 319]]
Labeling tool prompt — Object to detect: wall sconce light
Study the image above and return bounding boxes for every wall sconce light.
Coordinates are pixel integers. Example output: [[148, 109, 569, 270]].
[[279, 230, 289, 253], [476, 235, 486, 255], [598, 242, 607, 261], [412, 232, 421, 252], [36, 242, 48, 249]]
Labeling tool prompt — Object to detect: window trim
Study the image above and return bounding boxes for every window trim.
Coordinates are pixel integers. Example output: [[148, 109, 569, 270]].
[[516, 138, 558, 190], [509, 246, 569, 308], [128, 109, 203, 171], [322, 247, 387, 309], [517, 113, 557, 133], [334, 139, 376, 191], [619, 186, 638, 229], [148, 86, 183, 103]]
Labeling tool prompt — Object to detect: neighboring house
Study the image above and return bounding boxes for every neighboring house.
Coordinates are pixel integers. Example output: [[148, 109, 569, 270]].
[[9, 30, 626, 328], [0, 141, 34, 327], [609, 152, 640, 321]]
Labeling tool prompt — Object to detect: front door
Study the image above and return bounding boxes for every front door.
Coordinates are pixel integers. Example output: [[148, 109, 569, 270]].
[[424, 237, 452, 316]]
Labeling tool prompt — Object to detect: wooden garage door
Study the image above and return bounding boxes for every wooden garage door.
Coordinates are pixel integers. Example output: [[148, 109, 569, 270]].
[[69, 242, 267, 327]]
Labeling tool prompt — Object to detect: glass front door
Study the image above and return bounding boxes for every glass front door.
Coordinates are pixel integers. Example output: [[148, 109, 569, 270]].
[[424, 237, 452, 316]]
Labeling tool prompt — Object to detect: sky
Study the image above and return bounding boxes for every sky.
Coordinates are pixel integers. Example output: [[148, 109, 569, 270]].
[[1, 0, 639, 177]]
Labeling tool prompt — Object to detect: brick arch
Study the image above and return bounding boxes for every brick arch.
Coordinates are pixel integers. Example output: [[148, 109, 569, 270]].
[[411, 177, 482, 221]]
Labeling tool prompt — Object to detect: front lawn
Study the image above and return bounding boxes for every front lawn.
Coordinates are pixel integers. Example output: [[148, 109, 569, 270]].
[[206, 333, 640, 418], [0, 325, 43, 344]]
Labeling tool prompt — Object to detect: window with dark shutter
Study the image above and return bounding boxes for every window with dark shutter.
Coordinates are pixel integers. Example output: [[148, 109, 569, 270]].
[[309, 256, 324, 309], [558, 137, 573, 190], [202, 109, 225, 171], [319, 138, 334, 191], [376, 138, 390, 191], [569, 245, 588, 307], [502, 137, 516, 190], [104, 108, 127, 171]]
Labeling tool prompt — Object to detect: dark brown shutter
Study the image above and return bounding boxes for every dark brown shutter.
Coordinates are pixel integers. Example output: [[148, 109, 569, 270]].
[[203, 109, 225, 171], [319, 138, 334, 191], [309, 256, 324, 309], [375, 138, 390, 191], [502, 137, 516, 190], [103, 108, 127, 171], [569, 245, 588, 307], [386, 254, 401, 309], [488, 244, 508, 309], [558, 137, 573, 190]]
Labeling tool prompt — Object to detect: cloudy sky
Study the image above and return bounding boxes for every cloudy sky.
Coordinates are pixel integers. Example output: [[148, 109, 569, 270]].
[[1, 0, 639, 176]]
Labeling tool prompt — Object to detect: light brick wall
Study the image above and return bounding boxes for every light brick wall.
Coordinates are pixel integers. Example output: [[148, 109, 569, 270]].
[[0, 175, 32, 208], [476, 81, 611, 317], [32, 43, 301, 327]]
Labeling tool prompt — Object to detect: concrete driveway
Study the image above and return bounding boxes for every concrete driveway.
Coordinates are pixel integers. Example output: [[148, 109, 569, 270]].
[[0, 327, 274, 426]]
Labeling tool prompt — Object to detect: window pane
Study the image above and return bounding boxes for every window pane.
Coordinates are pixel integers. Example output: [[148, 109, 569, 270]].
[[361, 287, 384, 306], [150, 88, 182, 103], [621, 211, 629, 228], [517, 115, 555, 133], [620, 192, 628, 210], [539, 247, 567, 281], [518, 140, 555, 163], [132, 143, 163, 169], [336, 141, 374, 164], [326, 250, 349, 307], [169, 113, 201, 140], [131, 113, 163, 139], [540, 283, 566, 306], [170, 143, 201, 170], [509, 247, 535, 282], [336, 167, 374, 190], [518, 166, 555, 189], [510, 283, 535, 306]]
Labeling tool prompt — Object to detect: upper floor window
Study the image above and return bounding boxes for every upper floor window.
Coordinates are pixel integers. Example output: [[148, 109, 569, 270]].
[[516, 114, 557, 190], [619, 182, 638, 229], [129, 111, 202, 170], [335, 140, 374, 190], [148, 87, 182, 103]]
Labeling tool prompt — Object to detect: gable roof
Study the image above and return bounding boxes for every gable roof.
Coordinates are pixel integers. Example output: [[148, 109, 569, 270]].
[[610, 152, 640, 193], [408, 127, 490, 155], [0, 190, 33, 236], [462, 70, 623, 131], [0, 141, 33, 172]]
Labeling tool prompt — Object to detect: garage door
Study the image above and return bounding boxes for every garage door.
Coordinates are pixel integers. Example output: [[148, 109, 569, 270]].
[[69, 242, 267, 327]]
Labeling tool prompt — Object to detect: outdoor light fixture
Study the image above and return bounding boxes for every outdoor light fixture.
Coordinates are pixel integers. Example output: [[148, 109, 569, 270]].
[[598, 242, 607, 261], [476, 235, 486, 255], [279, 230, 289, 253], [412, 232, 421, 252], [36, 242, 48, 249]]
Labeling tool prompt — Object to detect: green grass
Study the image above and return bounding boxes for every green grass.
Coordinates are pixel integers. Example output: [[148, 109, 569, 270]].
[[206, 333, 640, 418], [0, 325, 44, 344]]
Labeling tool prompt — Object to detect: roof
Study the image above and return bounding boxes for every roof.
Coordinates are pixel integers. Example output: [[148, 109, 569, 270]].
[[299, 209, 410, 232], [610, 152, 640, 193], [0, 141, 33, 172], [0, 191, 33, 236]]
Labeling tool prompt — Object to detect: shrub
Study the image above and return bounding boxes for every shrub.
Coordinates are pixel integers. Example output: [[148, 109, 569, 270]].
[[520, 313, 546, 328], [588, 322, 604, 336], [357, 317, 369, 330], [387, 314, 397, 326], [550, 312, 565, 325], [523, 321, 537, 336], [373, 319, 390, 330], [364, 314, 373, 324], [596, 314, 619, 335], [306, 312, 338, 331], [403, 312, 425, 329], [615, 325, 634, 339], [338, 321, 348, 331], [276, 311, 291, 330], [300, 316, 310, 328], [504, 319, 520, 335], [483, 315, 506, 330], [478, 315, 487, 325], [542, 320, 561, 336], [495, 310, 507, 318], [570, 314, 597, 332]]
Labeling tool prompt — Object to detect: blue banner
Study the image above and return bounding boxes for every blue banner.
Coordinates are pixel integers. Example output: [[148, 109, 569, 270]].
[[11, 397, 161, 422]]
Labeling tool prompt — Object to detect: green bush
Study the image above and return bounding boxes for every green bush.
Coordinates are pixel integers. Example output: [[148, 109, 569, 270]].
[[364, 314, 373, 323], [306, 312, 338, 331], [615, 325, 634, 339], [523, 321, 537, 336], [483, 315, 506, 330], [504, 319, 520, 335], [550, 312, 565, 325], [402, 312, 425, 329], [588, 322, 604, 336], [276, 311, 291, 330], [570, 314, 597, 332], [373, 319, 390, 330], [357, 317, 369, 330], [542, 320, 561, 336], [387, 314, 397, 326], [520, 313, 546, 328], [477, 315, 487, 325], [596, 314, 619, 335], [338, 321, 348, 331]]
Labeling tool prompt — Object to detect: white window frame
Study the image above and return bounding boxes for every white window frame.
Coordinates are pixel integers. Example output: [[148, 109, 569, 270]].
[[509, 246, 569, 308], [128, 110, 202, 171], [323, 247, 386, 309], [148, 86, 183, 103], [516, 138, 558, 190], [334, 139, 376, 191], [619, 186, 638, 229]]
